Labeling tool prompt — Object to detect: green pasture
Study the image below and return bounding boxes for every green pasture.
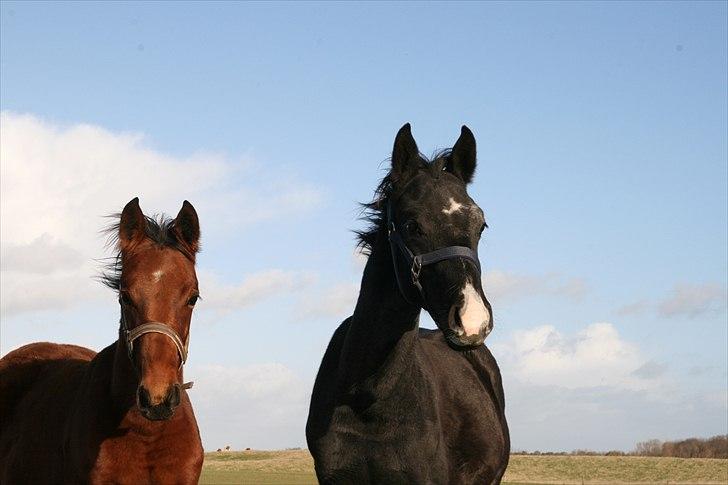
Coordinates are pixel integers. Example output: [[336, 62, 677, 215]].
[[200, 450, 728, 484]]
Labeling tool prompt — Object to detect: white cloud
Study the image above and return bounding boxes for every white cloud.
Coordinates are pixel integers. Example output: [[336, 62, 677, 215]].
[[658, 283, 727, 318], [493, 323, 654, 391], [1, 233, 85, 274], [0, 112, 322, 317], [493, 323, 726, 451], [485, 270, 588, 304], [298, 282, 359, 320], [0, 271, 104, 316], [188, 363, 309, 450]]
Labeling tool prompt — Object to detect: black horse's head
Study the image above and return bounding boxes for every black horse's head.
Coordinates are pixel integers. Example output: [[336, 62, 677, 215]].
[[361, 123, 492, 350]]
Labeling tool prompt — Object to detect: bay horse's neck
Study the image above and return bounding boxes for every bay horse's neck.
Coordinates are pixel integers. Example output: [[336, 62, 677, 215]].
[[339, 229, 421, 397], [109, 336, 140, 413]]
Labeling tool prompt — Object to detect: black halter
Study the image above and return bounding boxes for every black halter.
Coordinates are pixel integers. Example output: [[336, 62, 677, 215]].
[[387, 199, 481, 308]]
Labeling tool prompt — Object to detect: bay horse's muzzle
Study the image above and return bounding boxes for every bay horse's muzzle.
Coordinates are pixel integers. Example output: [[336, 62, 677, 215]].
[[137, 383, 181, 421]]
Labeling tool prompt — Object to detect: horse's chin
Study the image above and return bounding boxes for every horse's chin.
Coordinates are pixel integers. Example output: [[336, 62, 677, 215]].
[[139, 406, 176, 421], [441, 327, 485, 351]]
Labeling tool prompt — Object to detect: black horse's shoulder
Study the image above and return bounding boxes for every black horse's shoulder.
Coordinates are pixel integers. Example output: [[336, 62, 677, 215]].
[[467, 344, 507, 414], [306, 317, 352, 443], [417, 332, 506, 414]]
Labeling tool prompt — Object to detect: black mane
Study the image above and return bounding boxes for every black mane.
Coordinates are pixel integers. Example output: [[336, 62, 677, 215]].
[[355, 149, 451, 253], [99, 214, 195, 291]]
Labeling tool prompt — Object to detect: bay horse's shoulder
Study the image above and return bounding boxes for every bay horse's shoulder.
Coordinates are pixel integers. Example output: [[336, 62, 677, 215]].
[[1, 342, 95, 368], [0, 342, 96, 440]]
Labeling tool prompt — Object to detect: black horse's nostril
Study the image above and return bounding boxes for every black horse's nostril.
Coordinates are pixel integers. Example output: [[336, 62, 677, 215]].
[[166, 384, 181, 408], [448, 305, 463, 333], [137, 386, 152, 408]]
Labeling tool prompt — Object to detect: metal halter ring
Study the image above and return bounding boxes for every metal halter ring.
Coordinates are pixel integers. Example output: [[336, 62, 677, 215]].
[[411, 257, 422, 282]]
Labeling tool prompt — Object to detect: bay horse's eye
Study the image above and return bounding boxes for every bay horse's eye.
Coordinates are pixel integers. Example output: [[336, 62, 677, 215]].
[[404, 220, 421, 236], [479, 222, 488, 234], [187, 295, 199, 307]]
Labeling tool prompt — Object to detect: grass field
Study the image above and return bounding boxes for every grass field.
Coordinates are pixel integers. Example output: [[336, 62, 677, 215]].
[[199, 450, 728, 484]]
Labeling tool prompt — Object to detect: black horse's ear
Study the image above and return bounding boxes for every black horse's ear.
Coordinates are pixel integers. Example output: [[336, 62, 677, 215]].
[[391, 123, 422, 185], [446, 125, 477, 184], [173, 200, 200, 254], [118, 197, 145, 251]]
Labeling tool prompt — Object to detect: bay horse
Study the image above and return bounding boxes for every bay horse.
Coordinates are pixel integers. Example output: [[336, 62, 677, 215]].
[[0, 198, 204, 484], [306, 124, 510, 484]]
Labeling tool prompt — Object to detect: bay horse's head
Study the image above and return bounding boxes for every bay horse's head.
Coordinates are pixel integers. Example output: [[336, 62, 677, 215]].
[[362, 124, 492, 350], [105, 198, 200, 421]]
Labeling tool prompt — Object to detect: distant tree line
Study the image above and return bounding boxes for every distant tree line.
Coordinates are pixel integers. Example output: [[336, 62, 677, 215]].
[[511, 434, 727, 458], [634, 435, 727, 459]]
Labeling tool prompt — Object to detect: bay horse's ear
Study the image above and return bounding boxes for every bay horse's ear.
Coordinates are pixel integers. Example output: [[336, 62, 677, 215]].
[[446, 125, 477, 184], [173, 201, 200, 254], [119, 197, 146, 251], [391, 123, 421, 185]]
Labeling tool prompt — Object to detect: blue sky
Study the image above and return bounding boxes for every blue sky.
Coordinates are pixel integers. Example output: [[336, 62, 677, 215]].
[[1, 1, 726, 452]]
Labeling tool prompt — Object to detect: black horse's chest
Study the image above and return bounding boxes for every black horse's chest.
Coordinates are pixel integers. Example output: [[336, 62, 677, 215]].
[[309, 343, 509, 485], [313, 372, 449, 483]]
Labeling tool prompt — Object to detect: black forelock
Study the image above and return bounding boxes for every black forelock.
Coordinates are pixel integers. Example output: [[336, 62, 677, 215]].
[[355, 149, 453, 253]]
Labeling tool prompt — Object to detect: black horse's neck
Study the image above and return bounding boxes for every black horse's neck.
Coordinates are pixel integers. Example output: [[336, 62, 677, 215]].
[[338, 227, 421, 398]]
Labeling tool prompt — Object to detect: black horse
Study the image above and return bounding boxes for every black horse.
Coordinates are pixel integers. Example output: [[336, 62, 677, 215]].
[[306, 124, 510, 484]]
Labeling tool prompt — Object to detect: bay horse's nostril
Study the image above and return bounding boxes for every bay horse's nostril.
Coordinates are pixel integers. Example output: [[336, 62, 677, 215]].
[[166, 384, 181, 408], [137, 385, 152, 409]]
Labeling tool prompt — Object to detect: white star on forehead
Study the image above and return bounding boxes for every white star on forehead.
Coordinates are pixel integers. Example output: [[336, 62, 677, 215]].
[[442, 197, 467, 215], [152, 269, 164, 283]]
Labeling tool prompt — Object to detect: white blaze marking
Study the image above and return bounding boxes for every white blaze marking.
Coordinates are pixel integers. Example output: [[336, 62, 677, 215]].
[[442, 197, 465, 215], [459, 282, 490, 336], [152, 269, 164, 283]]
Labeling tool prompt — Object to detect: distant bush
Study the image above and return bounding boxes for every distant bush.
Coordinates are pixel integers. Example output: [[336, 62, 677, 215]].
[[634, 435, 728, 459], [509, 435, 727, 458], [571, 449, 599, 456], [634, 439, 663, 457]]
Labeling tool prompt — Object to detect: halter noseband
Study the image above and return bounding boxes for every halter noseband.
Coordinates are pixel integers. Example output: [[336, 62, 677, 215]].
[[387, 199, 481, 307], [120, 311, 189, 370]]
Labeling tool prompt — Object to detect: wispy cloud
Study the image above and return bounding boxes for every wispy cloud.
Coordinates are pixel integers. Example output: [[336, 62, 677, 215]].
[[1, 234, 85, 274], [297, 282, 359, 320], [657, 283, 727, 318], [485, 270, 588, 304], [200, 269, 315, 315], [0, 112, 322, 317], [616, 283, 727, 320]]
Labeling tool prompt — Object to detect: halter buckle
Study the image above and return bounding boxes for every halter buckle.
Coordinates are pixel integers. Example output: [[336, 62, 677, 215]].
[[411, 257, 422, 282]]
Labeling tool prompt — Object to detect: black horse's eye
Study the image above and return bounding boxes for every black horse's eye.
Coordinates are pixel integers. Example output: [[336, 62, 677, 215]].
[[187, 295, 199, 307], [404, 220, 421, 236]]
